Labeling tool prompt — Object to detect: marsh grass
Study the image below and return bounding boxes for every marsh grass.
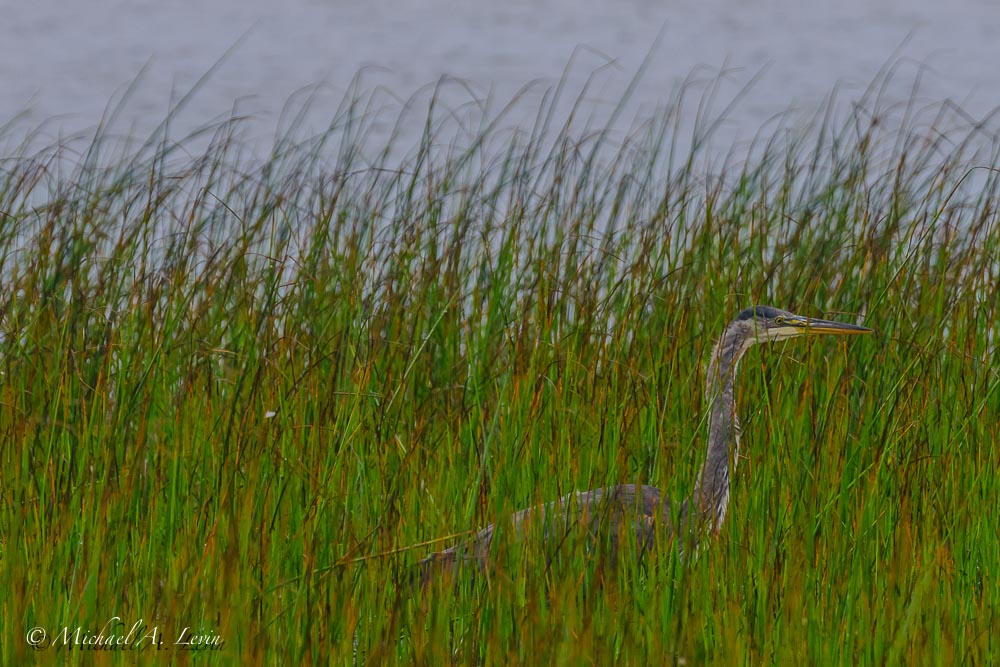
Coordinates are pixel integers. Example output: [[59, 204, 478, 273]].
[[1, 67, 998, 664]]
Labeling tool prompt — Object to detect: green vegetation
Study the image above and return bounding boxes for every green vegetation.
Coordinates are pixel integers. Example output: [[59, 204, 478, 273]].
[[1, 70, 998, 664]]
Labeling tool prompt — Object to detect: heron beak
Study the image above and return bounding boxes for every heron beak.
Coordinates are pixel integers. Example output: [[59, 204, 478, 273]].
[[798, 317, 873, 336]]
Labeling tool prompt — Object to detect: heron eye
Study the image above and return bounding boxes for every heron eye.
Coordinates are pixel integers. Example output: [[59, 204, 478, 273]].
[[774, 316, 785, 325]]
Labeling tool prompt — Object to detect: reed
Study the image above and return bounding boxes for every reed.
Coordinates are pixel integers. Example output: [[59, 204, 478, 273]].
[[1, 67, 997, 664]]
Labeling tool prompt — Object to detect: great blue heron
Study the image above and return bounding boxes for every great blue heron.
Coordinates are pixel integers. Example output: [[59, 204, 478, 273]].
[[418, 305, 872, 582]]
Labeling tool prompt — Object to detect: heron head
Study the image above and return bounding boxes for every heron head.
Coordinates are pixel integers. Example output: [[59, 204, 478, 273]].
[[736, 305, 873, 343]]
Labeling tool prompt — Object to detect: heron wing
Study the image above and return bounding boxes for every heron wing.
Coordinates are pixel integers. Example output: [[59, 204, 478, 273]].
[[418, 484, 679, 584]]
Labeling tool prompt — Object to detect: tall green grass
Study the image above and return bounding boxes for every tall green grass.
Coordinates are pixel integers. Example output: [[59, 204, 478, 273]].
[[1, 68, 998, 664]]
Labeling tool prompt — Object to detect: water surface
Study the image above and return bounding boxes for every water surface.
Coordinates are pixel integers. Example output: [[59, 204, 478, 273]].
[[3, 1, 998, 153]]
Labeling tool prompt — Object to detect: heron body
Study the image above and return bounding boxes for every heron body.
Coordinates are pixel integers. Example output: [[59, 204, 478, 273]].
[[418, 305, 871, 582]]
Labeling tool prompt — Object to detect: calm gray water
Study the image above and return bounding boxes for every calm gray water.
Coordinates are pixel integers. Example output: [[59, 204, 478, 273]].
[[3, 0, 999, 154]]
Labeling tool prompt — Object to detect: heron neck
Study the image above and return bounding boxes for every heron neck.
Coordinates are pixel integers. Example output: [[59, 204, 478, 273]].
[[693, 323, 751, 530]]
